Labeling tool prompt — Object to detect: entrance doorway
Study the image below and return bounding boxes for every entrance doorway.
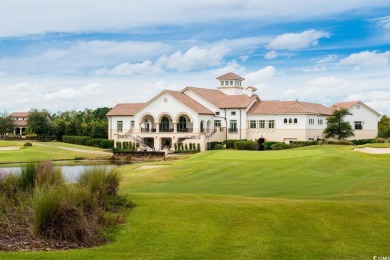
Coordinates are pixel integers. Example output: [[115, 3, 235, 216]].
[[161, 138, 172, 149], [258, 138, 265, 151]]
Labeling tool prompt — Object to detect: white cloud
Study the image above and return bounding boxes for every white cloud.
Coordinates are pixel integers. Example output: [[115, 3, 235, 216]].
[[375, 15, 390, 30], [245, 66, 276, 85], [308, 76, 349, 88], [209, 61, 246, 77], [0, 1, 388, 37], [264, 51, 278, 59], [96, 60, 163, 76], [303, 66, 327, 72], [43, 83, 101, 101], [268, 30, 330, 50], [340, 50, 390, 66], [157, 46, 230, 71], [316, 54, 338, 64]]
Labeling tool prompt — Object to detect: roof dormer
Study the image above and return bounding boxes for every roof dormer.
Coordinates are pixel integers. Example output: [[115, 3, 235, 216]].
[[216, 72, 245, 95]]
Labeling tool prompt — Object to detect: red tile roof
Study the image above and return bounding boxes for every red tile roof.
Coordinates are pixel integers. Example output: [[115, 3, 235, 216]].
[[248, 100, 332, 115], [331, 101, 359, 110], [165, 90, 214, 115], [106, 103, 145, 116], [184, 87, 257, 109], [331, 101, 381, 116], [9, 112, 29, 118], [216, 72, 245, 81]]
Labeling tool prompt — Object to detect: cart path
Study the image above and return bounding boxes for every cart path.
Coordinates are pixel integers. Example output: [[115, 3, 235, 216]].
[[34, 143, 113, 155]]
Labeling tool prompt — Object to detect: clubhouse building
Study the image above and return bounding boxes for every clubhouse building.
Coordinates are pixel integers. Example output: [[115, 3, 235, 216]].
[[107, 72, 380, 151]]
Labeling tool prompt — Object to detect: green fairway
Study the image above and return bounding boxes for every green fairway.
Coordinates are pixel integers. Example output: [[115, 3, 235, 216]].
[[1, 145, 389, 259], [0, 140, 111, 163]]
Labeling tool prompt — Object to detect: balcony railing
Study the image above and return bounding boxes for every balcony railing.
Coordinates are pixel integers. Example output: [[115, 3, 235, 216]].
[[159, 128, 174, 132], [141, 128, 157, 133], [177, 128, 193, 132]]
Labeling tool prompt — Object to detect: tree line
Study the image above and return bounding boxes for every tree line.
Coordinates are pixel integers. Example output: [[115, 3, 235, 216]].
[[0, 107, 111, 140]]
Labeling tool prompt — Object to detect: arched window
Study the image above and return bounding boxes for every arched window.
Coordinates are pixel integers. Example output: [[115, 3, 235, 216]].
[[160, 116, 170, 132], [289, 118, 292, 124], [284, 118, 287, 124], [294, 118, 298, 124], [178, 116, 187, 132]]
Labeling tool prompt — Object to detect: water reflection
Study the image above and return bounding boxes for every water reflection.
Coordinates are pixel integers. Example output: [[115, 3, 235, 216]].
[[0, 162, 127, 183]]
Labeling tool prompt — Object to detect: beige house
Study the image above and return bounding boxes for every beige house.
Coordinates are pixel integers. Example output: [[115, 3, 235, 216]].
[[9, 112, 30, 137], [107, 72, 380, 151]]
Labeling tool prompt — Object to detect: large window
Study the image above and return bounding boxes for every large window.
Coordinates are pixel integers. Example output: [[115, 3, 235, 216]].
[[214, 120, 221, 127], [160, 116, 170, 132], [178, 116, 187, 132], [250, 120, 256, 128], [309, 118, 315, 125], [354, 121, 363, 130], [229, 120, 237, 132], [259, 120, 265, 129], [268, 120, 275, 129], [117, 121, 123, 132]]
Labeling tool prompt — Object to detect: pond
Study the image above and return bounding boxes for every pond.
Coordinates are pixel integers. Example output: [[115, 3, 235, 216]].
[[0, 161, 130, 183]]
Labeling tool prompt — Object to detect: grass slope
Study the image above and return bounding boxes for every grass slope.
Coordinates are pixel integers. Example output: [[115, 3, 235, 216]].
[[0, 141, 110, 163], [1, 145, 389, 259]]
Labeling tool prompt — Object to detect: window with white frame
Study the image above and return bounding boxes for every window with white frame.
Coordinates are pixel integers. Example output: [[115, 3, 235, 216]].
[[231, 111, 236, 116], [117, 121, 123, 132], [294, 118, 298, 124], [215, 111, 220, 116], [130, 120, 135, 128], [268, 120, 275, 129], [250, 120, 256, 128], [214, 120, 221, 127], [309, 118, 315, 125], [259, 120, 265, 128], [354, 121, 363, 130], [284, 118, 287, 124], [318, 119, 323, 125]]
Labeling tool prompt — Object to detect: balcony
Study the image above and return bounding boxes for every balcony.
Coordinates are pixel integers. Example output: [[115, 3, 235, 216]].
[[141, 128, 157, 133]]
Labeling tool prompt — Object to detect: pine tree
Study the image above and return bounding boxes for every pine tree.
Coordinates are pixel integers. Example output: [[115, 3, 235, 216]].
[[323, 109, 354, 140]]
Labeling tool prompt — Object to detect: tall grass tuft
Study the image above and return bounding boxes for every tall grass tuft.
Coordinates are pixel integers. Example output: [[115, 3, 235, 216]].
[[20, 161, 36, 190], [35, 161, 64, 187], [32, 185, 92, 242], [77, 167, 122, 209]]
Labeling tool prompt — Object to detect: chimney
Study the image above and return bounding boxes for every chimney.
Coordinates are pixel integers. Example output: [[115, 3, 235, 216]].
[[245, 86, 257, 97]]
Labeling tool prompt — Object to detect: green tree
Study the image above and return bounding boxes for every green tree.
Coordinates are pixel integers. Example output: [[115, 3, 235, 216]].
[[378, 115, 390, 138], [27, 109, 54, 138], [0, 113, 14, 137], [323, 109, 354, 140]]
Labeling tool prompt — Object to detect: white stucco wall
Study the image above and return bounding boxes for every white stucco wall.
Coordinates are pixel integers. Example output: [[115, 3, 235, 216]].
[[345, 103, 379, 139]]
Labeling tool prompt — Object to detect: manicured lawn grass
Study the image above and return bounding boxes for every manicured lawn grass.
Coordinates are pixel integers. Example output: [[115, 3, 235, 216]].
[[0, 141, 111, 163], [356, 143, 390, 148], [1, 145, 389, 259]]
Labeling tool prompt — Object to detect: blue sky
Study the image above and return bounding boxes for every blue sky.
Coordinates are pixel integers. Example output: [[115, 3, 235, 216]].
[[0, 0, 389, 115]]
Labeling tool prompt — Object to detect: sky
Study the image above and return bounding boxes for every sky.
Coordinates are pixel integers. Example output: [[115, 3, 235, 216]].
[[0, 0, 390, 115]]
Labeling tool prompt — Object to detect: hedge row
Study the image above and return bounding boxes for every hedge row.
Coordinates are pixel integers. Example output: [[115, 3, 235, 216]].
[[207, 141, 223, 150], [62, 135, 114, 149], [234, 140, 257, 150]]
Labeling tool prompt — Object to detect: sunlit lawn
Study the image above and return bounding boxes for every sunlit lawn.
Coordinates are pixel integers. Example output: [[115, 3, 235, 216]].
[[1, 145, 389, 259]]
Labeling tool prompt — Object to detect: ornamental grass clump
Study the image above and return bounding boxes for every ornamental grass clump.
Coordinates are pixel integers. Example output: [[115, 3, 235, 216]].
[[77, 167, 122, 210], [32, 185, 93, 243]]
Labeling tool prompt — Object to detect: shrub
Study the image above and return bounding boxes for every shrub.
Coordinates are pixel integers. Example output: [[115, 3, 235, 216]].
[[62, 136, 90, 145], [375, 138, 386, 143], [184, 143, 188, 151], [234, 140, 257, 150], [116, 142, 122, 149], [214, 144, 224, 150], [24, 141, 33, 147], [85, 138, 103, 147], [271, 142, 288, 150], [326, 139, 353, 145], [189, 143, 193, 151], [351, 139, 376, 145], [223, 139, 244, 149], [100, 139, 114, 149], [288, 141, 318, 149], [264, 141, 279, 150], [207, 141, 223, 150], [174, 143, 177, 151]]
